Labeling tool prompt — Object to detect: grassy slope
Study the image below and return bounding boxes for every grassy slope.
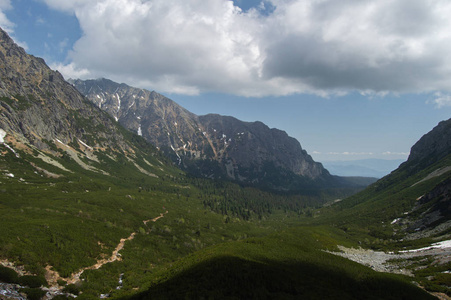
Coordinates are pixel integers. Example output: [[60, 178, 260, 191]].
[[123, 226, 434, 300], [1, 140, 446, 299], [114, 155, 451, 300]]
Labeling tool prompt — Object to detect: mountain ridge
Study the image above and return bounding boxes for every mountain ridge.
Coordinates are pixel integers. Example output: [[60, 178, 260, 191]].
[[0, 28, 174, 182], [70, 78, 337, 192]]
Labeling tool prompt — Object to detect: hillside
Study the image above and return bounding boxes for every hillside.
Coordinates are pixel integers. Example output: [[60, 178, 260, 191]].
[[317, 118, 451, 296], [326, 118, 451, 237]]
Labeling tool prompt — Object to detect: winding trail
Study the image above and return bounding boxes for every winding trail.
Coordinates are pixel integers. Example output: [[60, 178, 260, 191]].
[[45, 211, 168, 287]]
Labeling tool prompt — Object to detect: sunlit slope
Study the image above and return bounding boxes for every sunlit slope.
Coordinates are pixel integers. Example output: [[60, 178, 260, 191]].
[[320, 119, 451, 243]]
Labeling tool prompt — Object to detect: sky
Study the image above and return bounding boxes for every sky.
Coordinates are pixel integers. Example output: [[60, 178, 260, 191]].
[[1, 0, 450, 162]]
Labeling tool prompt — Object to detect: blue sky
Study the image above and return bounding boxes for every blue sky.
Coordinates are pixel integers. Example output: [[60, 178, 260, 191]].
[[2, 0, 451, 162]]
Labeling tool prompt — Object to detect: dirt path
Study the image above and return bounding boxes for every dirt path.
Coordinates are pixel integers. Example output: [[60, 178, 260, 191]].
[[143, 211, 168, 225], [45, 212, 168, 287]]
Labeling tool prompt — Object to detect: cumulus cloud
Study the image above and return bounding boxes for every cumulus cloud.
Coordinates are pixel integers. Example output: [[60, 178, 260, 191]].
[[429, 92, 451, 108], [49, 62, 91, 80], [42, 0, 451, 97], [0, 0, 14, 32]]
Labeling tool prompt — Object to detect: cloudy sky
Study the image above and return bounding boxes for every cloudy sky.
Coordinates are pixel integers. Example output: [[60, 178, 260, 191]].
[[2, 0, 451, 162]]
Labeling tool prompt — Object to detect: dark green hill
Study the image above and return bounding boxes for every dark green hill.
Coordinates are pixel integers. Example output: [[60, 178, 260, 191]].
[[122, 227, 435, 300]]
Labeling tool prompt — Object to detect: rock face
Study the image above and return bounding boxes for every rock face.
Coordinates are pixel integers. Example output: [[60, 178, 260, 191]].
[[0, 27, 168, 179], [0, 29, 134, 154], [407, 118, 451, 167], [70, 78, 331, 190]]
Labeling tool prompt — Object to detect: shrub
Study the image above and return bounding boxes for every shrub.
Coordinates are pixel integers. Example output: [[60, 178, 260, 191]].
[[0, 265, 19, 283], [63, 284, 80, 295], [18, 275, 48, 288], [57, 279, 67, 286], [20, 288, 46, 300]]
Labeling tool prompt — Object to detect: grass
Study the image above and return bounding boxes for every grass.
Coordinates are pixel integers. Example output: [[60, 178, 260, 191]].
[[120, 226, 435, 300], [0, 131, 449, 299]]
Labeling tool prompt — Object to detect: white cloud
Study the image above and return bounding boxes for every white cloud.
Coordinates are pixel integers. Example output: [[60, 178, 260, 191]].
[[328, 152, 374, 156], [43, 0, 451, 97], [429, 92, 451, 108], [0, 0, 11, 10], [382, 151, 409, 156], [49, 62, 91, 80], [0, 0, 29, 50], [0, 0, 13, 33]]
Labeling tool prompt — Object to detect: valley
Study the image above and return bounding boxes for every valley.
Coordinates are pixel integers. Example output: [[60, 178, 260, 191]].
[[0, 26, 450, 300]]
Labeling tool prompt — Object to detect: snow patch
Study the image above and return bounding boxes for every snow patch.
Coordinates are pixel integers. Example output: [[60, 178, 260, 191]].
[[400, 240, 451, 253], [78, 139, 93, 150], [170, 145, 181, 165], [391, 218, 401, 225], [137, 125, 142, 136], [0, 129, 6, 143], [54, 138, 66, 146], [5, 173, 14, 178]]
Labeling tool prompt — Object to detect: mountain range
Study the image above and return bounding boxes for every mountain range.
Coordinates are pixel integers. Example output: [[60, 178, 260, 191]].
[[0, 26, 450, 299], [322, 159, 405, 178], [69, 78, 375, 192]]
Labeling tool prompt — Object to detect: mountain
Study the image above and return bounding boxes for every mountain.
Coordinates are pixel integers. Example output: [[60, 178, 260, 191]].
[[322, 159, 405, 178], [0, 27, 439, 299], [70, 78, 336, 192], [329, 118, 451, 240], [0, 30, 176, 180]]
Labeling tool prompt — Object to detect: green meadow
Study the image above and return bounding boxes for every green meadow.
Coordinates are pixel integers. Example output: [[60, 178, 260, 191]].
[[1, 141, 448, 299]]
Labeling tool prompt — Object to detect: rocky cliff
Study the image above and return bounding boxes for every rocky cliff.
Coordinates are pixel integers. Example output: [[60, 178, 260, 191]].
[[70, 78, 331, 190], [0, 28, 168, 178], [407, 118, 451, 169]]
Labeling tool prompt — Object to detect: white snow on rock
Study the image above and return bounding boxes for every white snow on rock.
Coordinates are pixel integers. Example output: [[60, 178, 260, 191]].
[[137, 125, 142, 136], [391, 218, 401, 225], [400, 240, 451, 253], [78, 139, 93, 150], [0, 129, 19, 158], [0, 129, 6, 143]]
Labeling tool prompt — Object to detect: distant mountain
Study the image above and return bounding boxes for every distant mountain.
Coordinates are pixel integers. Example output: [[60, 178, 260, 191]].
[[332, 118, 451, 239], [322, 159, 405, 178], [70, 78, 342, 192]]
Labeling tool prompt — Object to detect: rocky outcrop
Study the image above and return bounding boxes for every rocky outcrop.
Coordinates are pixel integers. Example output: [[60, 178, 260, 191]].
[[407, 118, 451, 169], [0, 29, 134, 155], [0, 27, 171, 181], [71, 78, 331, 190]]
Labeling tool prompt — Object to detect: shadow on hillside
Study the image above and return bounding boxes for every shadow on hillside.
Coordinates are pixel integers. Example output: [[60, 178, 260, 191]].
[[123, 255, 434, 300]]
